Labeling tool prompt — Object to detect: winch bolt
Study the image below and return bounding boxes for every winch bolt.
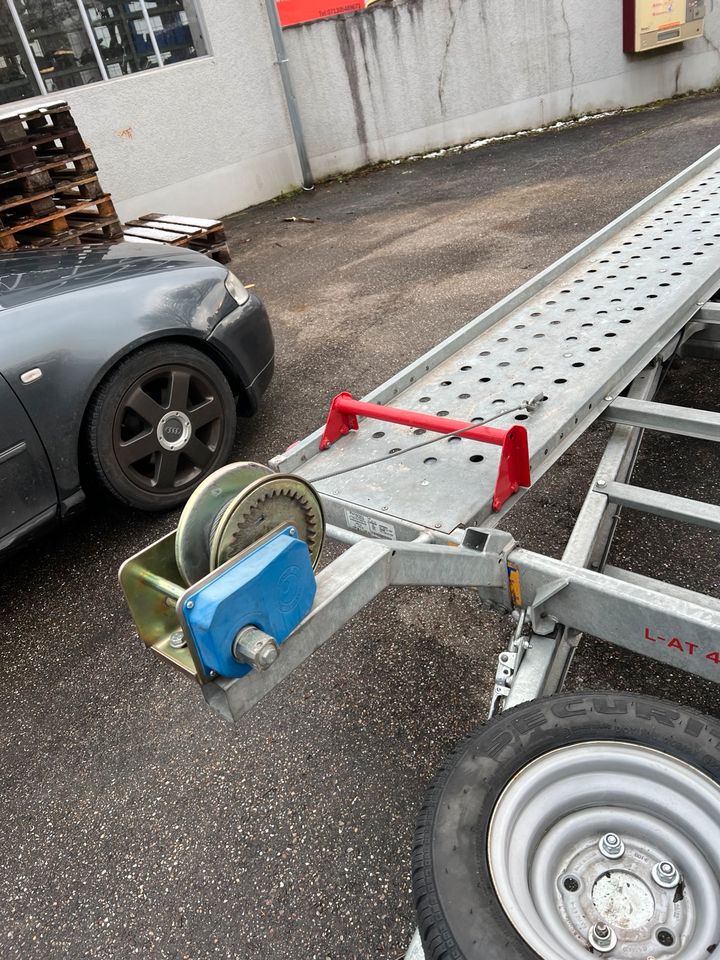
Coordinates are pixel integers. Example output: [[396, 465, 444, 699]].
[[588, 922, 617, 953], [233, 626, 279, 671], [598, 832, 625, 859], [169, 630, 187, 649], [652, 860, 680, 888]]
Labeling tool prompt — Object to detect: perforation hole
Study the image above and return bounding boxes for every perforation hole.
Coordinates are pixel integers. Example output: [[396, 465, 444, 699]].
[[389, 448, 401, 454], [437, 410, 449, 416], [413, 428, 426, 435], [572, 362, 585, 368], [589, 347, 601, 352], [531, 366, 544, 371], [419, 397, 431, 402], [447, 437, 461, 444], [372, 431, 385, 439], [458, 393, 470, 400], [554, 377, 568, 384], [479, 377, 491, 383], [461, 364, 472, 370], [424, 457, 437, 465], [515, 414, 528, 421], [469, 455, 485, 463], [513, 381, 525, 387], [440, 380, 452, 386]]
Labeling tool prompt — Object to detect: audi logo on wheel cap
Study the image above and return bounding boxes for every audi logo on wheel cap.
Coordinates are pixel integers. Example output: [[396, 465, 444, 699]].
[[157, 410, 192, 451]]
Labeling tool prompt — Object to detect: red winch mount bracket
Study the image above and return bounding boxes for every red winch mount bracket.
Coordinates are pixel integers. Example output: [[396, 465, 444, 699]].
[[319, 392, 531, 512]]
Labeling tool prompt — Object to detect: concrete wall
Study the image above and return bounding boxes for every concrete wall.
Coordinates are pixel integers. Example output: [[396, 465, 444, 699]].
[[7, 0, 720, 218], [286, 0, 720, 179]]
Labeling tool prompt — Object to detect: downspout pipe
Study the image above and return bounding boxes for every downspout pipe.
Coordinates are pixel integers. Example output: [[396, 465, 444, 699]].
[[264, 0, 315, 191]]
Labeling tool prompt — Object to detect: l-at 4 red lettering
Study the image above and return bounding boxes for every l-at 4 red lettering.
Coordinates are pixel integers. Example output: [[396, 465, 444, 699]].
[[644, 627, 720, 663]]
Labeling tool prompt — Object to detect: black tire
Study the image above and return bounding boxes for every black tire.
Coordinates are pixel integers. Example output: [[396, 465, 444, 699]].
[[412, 691, 720, 960], [86, 342, 237, 510]]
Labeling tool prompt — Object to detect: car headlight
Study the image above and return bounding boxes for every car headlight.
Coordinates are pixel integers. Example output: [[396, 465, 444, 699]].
[[224, 271, 250, 306]]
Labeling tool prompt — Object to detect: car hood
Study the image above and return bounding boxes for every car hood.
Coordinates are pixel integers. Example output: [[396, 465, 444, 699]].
[[0, 242, 216, 310]]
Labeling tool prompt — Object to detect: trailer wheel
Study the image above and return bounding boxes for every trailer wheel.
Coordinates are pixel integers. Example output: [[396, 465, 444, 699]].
[[412, 692, 720, 960]]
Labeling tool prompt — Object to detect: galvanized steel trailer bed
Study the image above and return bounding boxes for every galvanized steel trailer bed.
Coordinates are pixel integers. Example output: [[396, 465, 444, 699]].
[[120, 144, 720, 960], [197, 142, 720, 721]]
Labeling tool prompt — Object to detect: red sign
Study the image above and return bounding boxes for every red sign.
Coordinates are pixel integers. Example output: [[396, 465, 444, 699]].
[[277, 0, 367, 27]]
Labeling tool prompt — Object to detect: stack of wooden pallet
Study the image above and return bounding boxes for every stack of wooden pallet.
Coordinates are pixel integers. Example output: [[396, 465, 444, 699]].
[[122, 213, 231, 264], [0, 101, 122, 252]]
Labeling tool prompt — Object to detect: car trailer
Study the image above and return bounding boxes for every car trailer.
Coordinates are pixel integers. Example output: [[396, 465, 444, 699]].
[[121, 144, 720, 960]]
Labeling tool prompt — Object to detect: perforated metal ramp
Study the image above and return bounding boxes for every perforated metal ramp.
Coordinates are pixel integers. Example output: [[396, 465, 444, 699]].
[[272, 145, 720, 540]]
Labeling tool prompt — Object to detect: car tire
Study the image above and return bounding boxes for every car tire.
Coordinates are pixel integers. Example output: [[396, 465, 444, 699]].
[[412, 691, 720, 960], [86, 342, 237, 511]]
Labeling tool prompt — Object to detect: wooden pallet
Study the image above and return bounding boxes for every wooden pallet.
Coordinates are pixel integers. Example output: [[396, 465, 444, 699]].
[[122, 213, 231, 263], [0, 101, 121, 252]]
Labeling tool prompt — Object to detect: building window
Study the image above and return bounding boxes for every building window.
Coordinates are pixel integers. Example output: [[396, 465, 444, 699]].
[[0, 0, 206, 104]]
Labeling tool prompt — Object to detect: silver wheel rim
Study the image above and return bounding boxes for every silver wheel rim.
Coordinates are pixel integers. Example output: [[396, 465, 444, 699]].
[[487, 741, 720, 960]]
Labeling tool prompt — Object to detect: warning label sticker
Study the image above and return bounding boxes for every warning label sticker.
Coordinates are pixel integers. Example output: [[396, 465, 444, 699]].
[[344, 509, 397, 540]]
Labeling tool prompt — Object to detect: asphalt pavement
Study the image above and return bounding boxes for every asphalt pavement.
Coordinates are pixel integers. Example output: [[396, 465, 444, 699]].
[[2, 92, 720, 959]]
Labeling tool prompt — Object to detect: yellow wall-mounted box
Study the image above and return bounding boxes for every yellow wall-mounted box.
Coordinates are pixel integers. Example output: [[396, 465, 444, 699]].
[[624, 0, 705, 52]]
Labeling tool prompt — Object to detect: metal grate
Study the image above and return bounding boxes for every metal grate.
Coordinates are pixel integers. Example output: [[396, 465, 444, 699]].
[[273, 150, 720, 538]]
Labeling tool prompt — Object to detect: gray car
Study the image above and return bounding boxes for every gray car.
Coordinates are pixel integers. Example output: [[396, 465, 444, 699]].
[[0, 242, 274, 554]]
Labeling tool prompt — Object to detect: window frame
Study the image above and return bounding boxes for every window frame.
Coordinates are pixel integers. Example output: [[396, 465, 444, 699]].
[[0, 0, 210, 105]]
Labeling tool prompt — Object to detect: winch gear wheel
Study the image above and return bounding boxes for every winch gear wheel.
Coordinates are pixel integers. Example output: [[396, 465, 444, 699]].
[[210, 475, 324, 571], [175, 461, 272, 585]]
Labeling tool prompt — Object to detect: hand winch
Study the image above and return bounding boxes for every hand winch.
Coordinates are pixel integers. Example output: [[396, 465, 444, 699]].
[[119, 462, 325, 682]]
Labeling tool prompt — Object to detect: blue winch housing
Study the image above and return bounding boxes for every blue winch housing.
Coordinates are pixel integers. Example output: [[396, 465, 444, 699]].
[[179, 526, 317, 679]]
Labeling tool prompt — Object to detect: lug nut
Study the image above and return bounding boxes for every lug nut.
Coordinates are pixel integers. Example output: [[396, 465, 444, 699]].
[[588, 922, 617, 953], [598, 832, 625, 859], [652, 860, 680, 888]]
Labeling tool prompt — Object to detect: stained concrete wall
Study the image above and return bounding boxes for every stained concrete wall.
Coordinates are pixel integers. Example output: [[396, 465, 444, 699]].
[[6, 0, 720, 219], [286, 0, 720, 179]]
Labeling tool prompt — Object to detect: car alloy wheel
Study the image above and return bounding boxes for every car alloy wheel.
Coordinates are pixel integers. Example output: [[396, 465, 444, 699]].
[[87, 342, 237, 510], [114, 362, 225, 493]]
